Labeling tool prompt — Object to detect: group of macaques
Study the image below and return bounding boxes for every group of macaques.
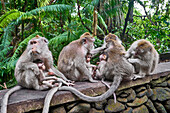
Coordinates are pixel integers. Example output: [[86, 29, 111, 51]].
[[1, 33, 159, 113]]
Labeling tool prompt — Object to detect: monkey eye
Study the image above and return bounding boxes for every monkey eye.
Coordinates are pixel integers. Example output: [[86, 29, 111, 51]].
[[44, 39, 48, 43], [30, 41, 37, 45], [33, 41, 37, 44]]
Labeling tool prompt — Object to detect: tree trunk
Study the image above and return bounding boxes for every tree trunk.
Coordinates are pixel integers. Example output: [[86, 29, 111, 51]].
[[122, 0, 134, 39], [93, 8, 98, 36], [1, 0, 6, 12]]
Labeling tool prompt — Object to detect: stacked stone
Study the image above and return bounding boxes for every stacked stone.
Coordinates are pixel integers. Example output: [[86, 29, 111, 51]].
[[41, 75, 170, 113]]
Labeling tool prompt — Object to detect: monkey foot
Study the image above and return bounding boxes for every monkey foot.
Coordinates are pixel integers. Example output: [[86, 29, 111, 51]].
[[89, 79, 98, 83]]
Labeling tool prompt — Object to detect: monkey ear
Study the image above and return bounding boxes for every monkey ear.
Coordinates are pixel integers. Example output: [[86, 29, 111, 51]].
[[82, 38, 87, 44]]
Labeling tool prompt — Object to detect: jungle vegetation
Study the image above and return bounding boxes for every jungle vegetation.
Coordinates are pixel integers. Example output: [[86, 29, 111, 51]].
[[0, 0, 169, 89]]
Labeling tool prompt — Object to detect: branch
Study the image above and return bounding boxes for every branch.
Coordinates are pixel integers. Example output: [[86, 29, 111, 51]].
[[136, 0, 155, 25], [122, 0, 134, 39], [77, 0, 92, 34]]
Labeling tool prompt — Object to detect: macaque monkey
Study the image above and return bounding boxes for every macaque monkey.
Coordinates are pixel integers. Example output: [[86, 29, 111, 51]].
[[95, 52, 108, 79], [58, 32, 98, 82], [125, 39, 159, 79], [1, 35, 73, 113], [90, 33, 124, 56], [85, 53, 97, 78]]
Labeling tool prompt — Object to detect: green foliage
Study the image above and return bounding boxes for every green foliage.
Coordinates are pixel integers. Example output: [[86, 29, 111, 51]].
[[0, 10, 23, 32], [0, 0, 169, 90], [126, 13, 170, 53]]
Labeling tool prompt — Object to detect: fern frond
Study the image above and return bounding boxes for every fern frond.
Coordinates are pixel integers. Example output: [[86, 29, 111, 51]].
[[16, 4, 72, 24], [0, 10, 23, 31], [7, 32, 44, 69], [37, 0, 50, 7]]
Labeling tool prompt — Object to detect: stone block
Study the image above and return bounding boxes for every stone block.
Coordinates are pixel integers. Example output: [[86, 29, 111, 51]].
[[146, 86, 153, 97], [136, 90, 147, 97], [127, 95, 148, 107], [145, 99, 158, 113], [155, 81, 167, 87], [136, 86, 146, 93], [122, 107, 133, 113], [154, 102, 167, 113], [68, 103, 90, 113], [89, 108, 105, 113], [132, 105, 149, 113], [151, 87, 170, 101], [52, 106, 66, 113], [127, 89, 136, 102], [164, 100, 170, 111], [94, 100, 107, 110], [105, 99, 125, 112], [117, 97, 128, 103]]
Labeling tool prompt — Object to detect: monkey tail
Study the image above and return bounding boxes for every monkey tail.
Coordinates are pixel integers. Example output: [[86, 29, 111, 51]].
[[59, 75, 122, 102], [1, 85, 22, 113], [42, 84, 61, 113]]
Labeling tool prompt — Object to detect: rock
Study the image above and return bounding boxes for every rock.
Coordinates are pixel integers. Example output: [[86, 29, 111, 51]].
[[52, 106, 66, 113], [89, 108, 105, 113], [136, 86, 146, 92], [127, 89, 136, 102], [120, 93, 129, 98], [68, 103, 90, 113], [122, 107, 133, 113], [154, 102, 167, 113], [94, 100, 107, 110], [105, 99, 125, 112], [151, 87, 170, 101], [151, 77, 167, 86], [155, 82, 167, 87], [127, 95, 148, 107], [136, 90, 147, 97], [132, 105, 149, 113], [117, 97, 128, 103], [167, 79, 170, 87], [164, 100, 170, 111], [146, 86, 153, 97], [145, 99, 158, 113], [66, 102, 77, 110]]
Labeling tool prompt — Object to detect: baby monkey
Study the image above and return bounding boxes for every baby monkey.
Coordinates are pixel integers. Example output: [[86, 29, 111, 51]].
[[95, 52, 108, 79], [34, 60, 74, 88], [85, 53, 97, 78]]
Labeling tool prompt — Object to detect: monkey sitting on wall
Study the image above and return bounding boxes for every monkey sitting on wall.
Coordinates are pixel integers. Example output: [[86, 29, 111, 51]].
[[1, 35, 73, 113], [58, 32, 98, 82], [125, 39, 159, 79]]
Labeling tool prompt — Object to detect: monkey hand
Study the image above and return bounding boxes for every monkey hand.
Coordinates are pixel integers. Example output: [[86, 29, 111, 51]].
[[66, 82, 75, 86], [128, 58, 138, 64], [66, 79, 75, 84], [31, 66, 40, 75], [124, 53, 130, 58]]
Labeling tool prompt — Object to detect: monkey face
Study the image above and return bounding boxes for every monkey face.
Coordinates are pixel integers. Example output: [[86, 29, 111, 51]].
[[28, 36, 49, 56]]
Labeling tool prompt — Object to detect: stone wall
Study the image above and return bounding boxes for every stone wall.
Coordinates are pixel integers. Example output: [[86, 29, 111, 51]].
[[0, 62, 170, 113]]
